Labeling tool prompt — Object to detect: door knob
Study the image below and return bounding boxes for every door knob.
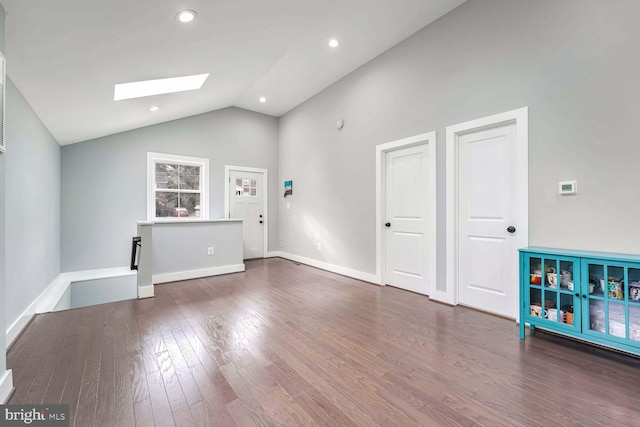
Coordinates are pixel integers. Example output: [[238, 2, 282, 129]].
[[385, 222, 391, 228], [507, 226, 516, 233]]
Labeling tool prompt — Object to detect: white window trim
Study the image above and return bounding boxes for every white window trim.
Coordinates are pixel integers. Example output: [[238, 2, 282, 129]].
[[147, 152, 210, 221]]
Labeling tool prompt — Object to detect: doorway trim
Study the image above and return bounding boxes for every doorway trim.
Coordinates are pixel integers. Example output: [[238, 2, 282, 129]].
[[375, 131, 436, 292], [445, 107, 529, 307], [224, 165, 269, 258]]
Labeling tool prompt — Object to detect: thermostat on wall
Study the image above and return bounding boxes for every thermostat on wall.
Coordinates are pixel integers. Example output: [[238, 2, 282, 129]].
[[558, 180, 577, 195]]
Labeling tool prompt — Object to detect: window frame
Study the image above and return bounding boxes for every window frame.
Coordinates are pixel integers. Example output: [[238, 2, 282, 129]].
[[147, 152, 209, 221]]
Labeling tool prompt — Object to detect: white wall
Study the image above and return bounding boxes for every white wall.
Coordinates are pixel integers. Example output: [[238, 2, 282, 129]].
[[4, 79, 61, 330], [61, 107, 279, 272], [279, 0, 640, 292]]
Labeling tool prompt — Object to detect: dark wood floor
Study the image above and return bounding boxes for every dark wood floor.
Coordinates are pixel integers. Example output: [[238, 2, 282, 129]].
[[7, 258, 640, 426]]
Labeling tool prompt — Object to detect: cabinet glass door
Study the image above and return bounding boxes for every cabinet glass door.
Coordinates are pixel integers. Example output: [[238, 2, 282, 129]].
[[628, 267, 640, 342], [527, 255, 578, 329], [584, 261, 640, 343]]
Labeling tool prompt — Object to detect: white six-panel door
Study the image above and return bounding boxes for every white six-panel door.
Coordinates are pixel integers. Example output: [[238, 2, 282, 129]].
[[229, 170, 265, 259], [457, 123, 519, 318], [384, 144, 430, 295], [446, 108, 528, 318]]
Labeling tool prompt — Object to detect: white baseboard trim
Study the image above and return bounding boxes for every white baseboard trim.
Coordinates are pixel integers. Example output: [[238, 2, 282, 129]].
[[277, 252, 379, 285], [138, 285, 155, 299], [153, 264, 245, 284], [264, 251, 281, 258], [0, 369, 14, 404], [6, 266, 135, 350], [428, 293, 455, 306], [5, 315, 34, 352], [6, 273, 66, 349]]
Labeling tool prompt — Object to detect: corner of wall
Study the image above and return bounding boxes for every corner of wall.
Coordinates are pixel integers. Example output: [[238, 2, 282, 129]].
[[4, 79, 62, 340], [5, 273, 67, 350], [0, 0, 10, 402]]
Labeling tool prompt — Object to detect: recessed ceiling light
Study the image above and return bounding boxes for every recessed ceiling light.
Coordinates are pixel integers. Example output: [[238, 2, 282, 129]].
[[114, 73, 209, 101], [176, 10, 197, 23], [149, 106, 160, 112], [259, 97, 267, 103], [329, 39, 339, 48]]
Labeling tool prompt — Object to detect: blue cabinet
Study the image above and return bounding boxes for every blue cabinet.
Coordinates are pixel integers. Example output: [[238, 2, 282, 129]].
[[520, 247, 640, 356]]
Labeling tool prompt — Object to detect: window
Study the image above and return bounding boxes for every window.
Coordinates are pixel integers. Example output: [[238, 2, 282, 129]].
[[147, 152, 209, 220]]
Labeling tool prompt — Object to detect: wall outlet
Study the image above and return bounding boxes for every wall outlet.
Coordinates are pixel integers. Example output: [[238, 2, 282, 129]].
[[207, 247, 215, 255], [317, 241, 322, 250], [286, 202, 291, 209]]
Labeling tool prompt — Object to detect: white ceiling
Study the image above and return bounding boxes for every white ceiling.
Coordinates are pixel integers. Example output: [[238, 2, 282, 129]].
[[2, 0, 466, 145]]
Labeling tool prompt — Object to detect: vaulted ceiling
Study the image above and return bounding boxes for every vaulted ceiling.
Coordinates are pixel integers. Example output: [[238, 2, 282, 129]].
[[2, 0, 466, 145]]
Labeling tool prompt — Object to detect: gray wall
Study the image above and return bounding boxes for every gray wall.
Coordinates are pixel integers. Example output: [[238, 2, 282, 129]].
[[279, 0, 640, 292], [0, 0, 6, 383], [152, 221, 243, 277], [62, 107, 279, 272], [69, 275, 137, 309], [4, 79, 61, 328]]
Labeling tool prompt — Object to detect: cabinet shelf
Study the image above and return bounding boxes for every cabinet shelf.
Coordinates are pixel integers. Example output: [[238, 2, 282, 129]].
[[520, 247, 640, 356]]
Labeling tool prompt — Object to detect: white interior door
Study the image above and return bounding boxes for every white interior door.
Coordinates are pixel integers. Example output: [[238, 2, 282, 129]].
[[384, 144, 431, 295], [457, 123, 519, 318], [229, 170, 264, 259]]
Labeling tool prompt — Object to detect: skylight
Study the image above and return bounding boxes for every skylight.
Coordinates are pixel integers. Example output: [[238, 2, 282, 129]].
[[114, 73, 209, 101]]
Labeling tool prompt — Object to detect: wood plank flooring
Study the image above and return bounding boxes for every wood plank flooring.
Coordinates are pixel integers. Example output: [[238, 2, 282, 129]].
[[7, 258, 640, 426]]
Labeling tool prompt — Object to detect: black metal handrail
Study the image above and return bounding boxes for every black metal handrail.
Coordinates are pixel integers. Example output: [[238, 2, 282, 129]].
[[131, 236, 141, 270]]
